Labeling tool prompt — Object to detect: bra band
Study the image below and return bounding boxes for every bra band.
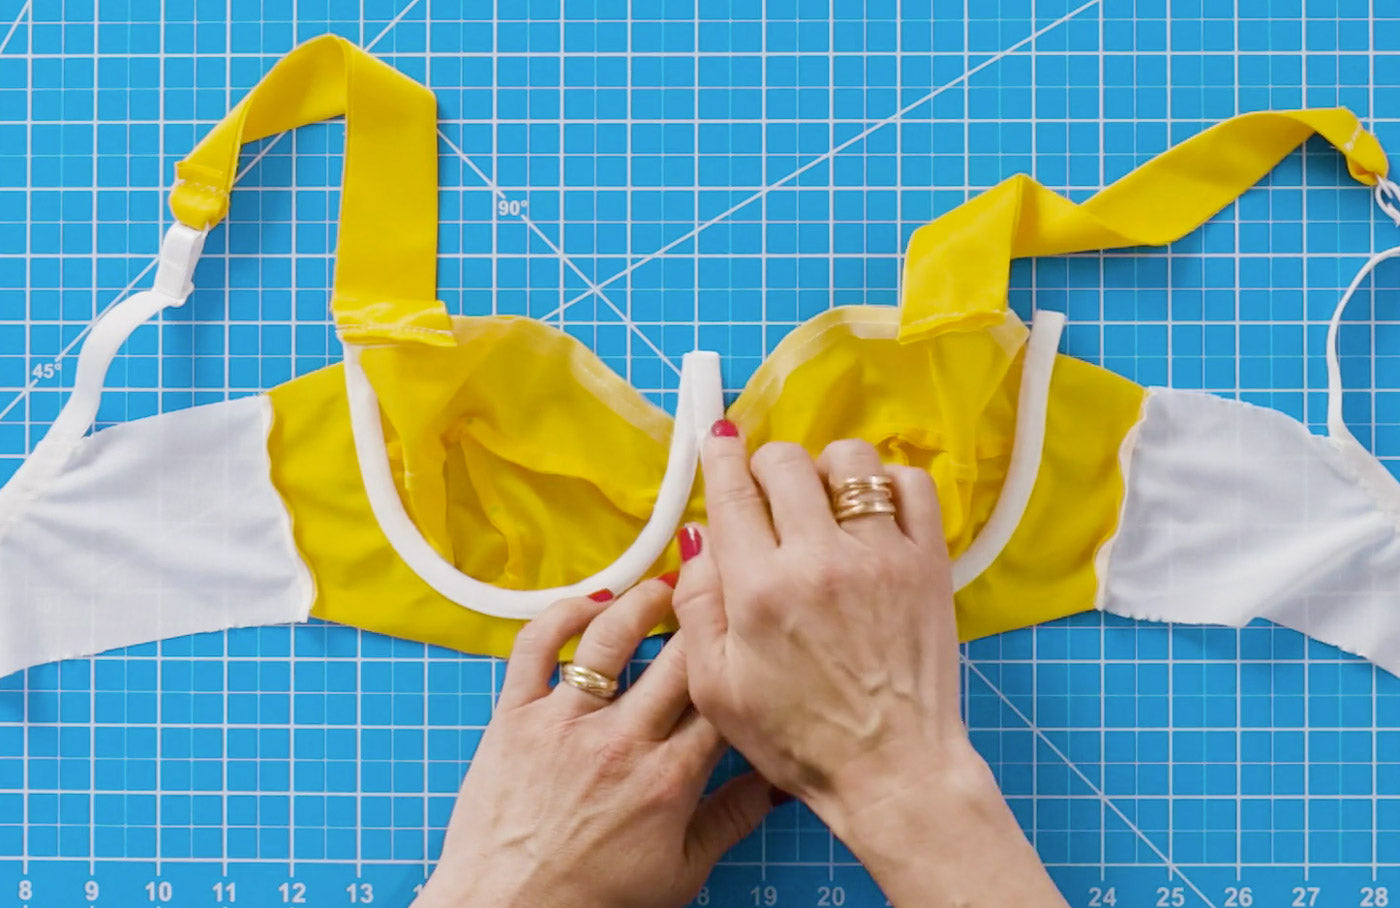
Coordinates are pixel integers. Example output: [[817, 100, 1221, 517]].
[[170, 35, 453, 347], [9, 31, 1395, 631], [900, 108, 1390, 344]]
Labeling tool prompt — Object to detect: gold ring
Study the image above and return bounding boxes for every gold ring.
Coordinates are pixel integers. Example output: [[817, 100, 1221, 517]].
[[560, 663, 620, 701], [829, 475, 897, 523]]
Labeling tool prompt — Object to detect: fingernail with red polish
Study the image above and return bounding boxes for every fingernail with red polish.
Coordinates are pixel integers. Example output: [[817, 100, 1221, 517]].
[[710, 418, 739, 438], [770, 787, 795, 807], [657, 570, 679, 588], [677, 525, 703, 562], [588, 589, 614, 602]]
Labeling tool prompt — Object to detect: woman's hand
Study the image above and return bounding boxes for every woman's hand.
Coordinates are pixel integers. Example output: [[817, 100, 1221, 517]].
[[671, 426, 1068, 908], [672, 430, 968, 813], [414, 578, 777, 908]]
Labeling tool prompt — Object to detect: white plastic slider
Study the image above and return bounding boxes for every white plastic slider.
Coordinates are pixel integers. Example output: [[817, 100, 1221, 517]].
[[152, 222, 209, 303]]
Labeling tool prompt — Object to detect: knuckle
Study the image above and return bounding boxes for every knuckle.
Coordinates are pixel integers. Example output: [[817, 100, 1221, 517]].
[[806, 546, 875, 592], [889, 463, 932, 488], [673, 584, 722, 618], [706, 482, 767, 511], [647, 757, 695, 803], [820, 437, 878, 467], [592, 737, 638, 777], [583, 625, 634, 668], [749, 441, 811, 476], [510, 619, 551, 656]]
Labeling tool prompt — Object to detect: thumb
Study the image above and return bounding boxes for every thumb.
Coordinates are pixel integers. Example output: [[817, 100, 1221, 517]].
[[685, 773, 782, 869], [671, 523, 727, 655]]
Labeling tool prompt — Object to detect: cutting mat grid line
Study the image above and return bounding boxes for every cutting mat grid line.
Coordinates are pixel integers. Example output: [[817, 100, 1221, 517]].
[[3, 1, 1400, 906]]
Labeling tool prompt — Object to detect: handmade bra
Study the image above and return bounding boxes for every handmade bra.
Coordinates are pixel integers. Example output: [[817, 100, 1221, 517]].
[[2, 35, 1399, 679]]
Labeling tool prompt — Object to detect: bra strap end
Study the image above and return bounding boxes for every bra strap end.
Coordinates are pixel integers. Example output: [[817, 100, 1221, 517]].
[[1375, 175, 1400, 229]]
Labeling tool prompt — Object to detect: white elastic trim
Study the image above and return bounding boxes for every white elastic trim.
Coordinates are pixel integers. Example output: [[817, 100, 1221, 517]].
[[344, 346, 725, 620], [1325, 242, 1400, 444], [950, 308, 1065, 591], [1090, 389, 1151, 611], [1322, 240, 1400, 514], [0, 223, 206, 538]]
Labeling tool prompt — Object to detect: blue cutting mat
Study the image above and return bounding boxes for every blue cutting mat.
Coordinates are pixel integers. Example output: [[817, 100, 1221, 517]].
[[3, 1, 1400, 906]]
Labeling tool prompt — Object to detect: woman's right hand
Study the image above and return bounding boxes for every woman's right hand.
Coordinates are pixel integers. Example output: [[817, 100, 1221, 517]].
[[672, 423, 1068, 908]]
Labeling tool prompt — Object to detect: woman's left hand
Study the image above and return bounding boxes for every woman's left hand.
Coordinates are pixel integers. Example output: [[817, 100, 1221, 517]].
[[413, 578, 778, 908]]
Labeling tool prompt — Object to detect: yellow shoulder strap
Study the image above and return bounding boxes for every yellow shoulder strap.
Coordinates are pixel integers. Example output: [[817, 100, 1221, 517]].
[[170, 35, 452, 346], [901, 108, 1390, 342]]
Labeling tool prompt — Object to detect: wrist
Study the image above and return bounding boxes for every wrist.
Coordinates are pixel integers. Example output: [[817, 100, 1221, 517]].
[[806, 739, 1067, 907], [807, 735, 997, 846], [413, 865, 587, 908]]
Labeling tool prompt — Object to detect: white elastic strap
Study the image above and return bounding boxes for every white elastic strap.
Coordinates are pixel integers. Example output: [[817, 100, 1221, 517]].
[[344, 347, 725, 621], [950, 308, 1065, 591], [1325, 242, 1400, 445], [0, 224, 206, 534]]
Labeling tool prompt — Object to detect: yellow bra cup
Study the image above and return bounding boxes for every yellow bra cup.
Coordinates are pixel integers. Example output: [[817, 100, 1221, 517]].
[[269, 318, 702, 659]]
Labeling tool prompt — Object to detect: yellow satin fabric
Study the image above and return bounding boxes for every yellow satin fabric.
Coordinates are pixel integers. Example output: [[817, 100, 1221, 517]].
[[202, 43, 1392, 657], [171, 35, 454, 347], [898, 108, 1389, 342]]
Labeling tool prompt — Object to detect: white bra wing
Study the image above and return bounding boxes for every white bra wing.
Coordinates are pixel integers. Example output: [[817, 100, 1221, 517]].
[[1098, 387, 1400, 677], [0, 395, 314, 678]]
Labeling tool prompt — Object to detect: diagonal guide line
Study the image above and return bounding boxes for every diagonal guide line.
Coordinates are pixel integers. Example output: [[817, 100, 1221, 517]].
[[0, 0, 29, 55], [0, 260, 157, 424], [365, 0, 422, 48], [438, 129, 683, 377], [961, 657, 1219, 908], [0, 0, 420, 425], [536, 0, 1104, 325]]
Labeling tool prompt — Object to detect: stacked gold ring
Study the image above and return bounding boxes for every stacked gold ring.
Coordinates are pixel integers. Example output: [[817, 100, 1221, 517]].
[[829, 475, 897, 522], [560, 663, 620, 701]]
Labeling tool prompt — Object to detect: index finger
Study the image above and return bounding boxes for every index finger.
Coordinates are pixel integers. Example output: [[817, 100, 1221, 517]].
[[700, 419, 777, 566]]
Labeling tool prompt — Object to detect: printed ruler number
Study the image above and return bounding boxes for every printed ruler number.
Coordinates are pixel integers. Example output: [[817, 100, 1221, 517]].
[[694, 887, 710, 905], [750, 883, 777, 905], [1225, 886, 1253, 906], [496, 199, 528, 217], [1089, 886, 1117, 906], [213, 881, 237, 902], [279, 881, 308, 903], [18, 879, 31, 900], [85, 880, 100, 902], [1293, 887, 1322, 907], [1363, 887, 1391, 907], [347, 882, 374, 903], [1156, 887, 1185, 907], [817, 885, 845, 906], [145, 881, 173, 902]]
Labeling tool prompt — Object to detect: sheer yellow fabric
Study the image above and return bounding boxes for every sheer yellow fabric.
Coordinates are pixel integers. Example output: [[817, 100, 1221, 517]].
[[209, 42, 1393, 657]]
